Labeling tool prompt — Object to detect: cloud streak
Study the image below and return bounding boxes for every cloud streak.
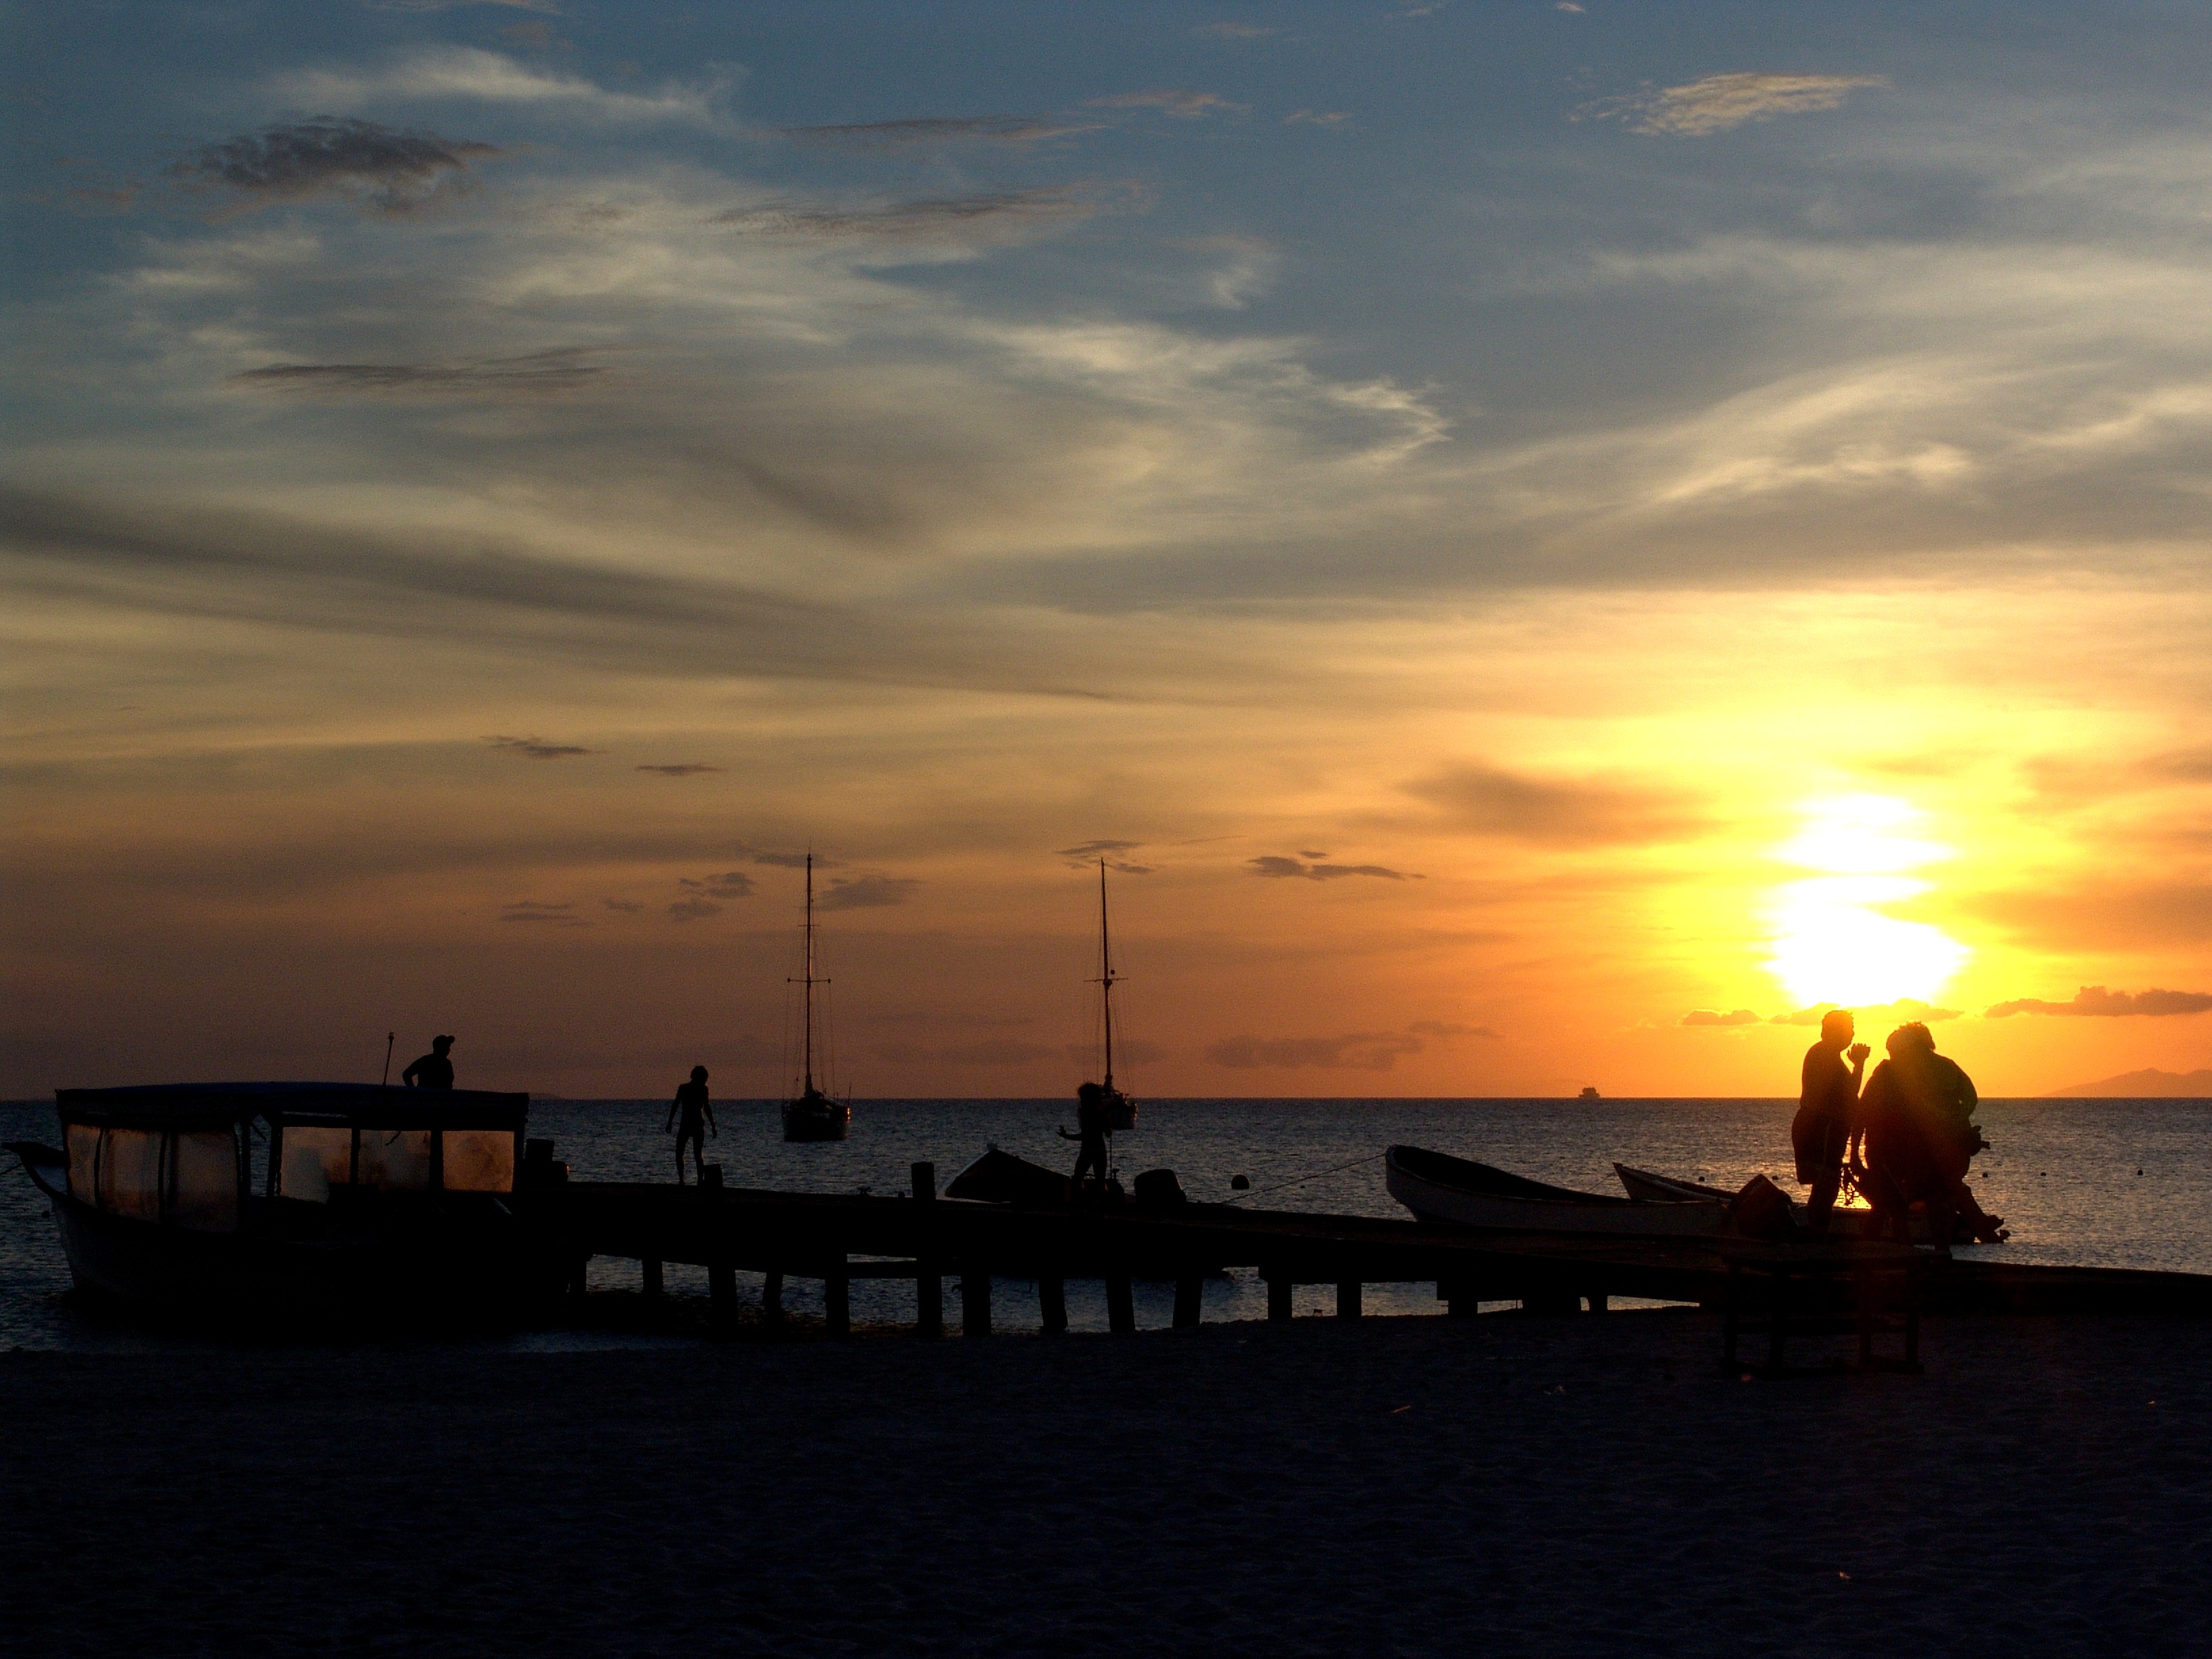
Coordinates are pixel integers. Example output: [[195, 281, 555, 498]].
[[171, 118, 499, 214], [769, 115, 1096, 148], [714, 188, 1109, 245], [229, 348, 607, 398], [1985, 985, 2212, 1019], [1247, 855, 1410, 882], [1581, 73, 1888, 138], [485, 734, 593, 760]]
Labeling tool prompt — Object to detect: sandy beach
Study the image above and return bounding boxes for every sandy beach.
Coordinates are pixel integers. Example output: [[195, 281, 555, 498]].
[[4, 1309, 2207, 1657]]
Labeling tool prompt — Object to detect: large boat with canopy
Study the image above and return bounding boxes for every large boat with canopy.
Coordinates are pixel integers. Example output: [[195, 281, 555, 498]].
[[5, 1081, 546, 1317]]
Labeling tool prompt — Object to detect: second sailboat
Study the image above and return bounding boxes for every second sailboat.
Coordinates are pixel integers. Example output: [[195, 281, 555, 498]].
[[781, 853, 850, 1143]]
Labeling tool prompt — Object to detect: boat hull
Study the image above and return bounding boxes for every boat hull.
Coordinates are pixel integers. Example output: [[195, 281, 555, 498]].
[[1387, 1145, 1729, 1237], [14, 1145, 541, 1322], [781, 1098, 851, 1142], [1614, 1163, 1970, 1246]]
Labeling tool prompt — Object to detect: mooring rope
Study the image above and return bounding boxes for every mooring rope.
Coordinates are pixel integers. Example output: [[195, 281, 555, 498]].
[[1223, 1151, 1384, 1205]]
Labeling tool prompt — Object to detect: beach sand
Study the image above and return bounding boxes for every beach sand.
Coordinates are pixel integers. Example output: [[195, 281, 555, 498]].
[[5, 1309, 2207, 1656]]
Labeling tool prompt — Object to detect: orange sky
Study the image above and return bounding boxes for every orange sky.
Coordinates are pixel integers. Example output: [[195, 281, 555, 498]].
[[5, 6, 2209, 1096]]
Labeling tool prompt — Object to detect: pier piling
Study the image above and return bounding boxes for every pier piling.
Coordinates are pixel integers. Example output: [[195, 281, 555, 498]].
[[1039, 1274, 1067, 1334], [1336, 1279, 1362, 1319], [1107, 1272, 1135, 1334], [1173, 1275, 1203, 1329], [962, 1269, 991, 1336], [642, 1258, 663, 1298], [1267, 1275, 1292, 1322]]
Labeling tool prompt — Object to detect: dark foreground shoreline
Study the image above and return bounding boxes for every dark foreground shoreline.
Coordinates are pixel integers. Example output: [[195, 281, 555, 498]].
[[5, 1311, 2207, 1658]]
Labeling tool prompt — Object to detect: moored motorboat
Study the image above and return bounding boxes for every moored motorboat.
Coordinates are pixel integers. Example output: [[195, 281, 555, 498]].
[[1386, 1144, 1729, 1236], [1614, 1162, 1981, 1246], [6, 1081, 549, 1321]]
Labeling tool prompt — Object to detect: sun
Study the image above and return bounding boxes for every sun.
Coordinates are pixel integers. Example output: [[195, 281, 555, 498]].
[[1764, 795, 1970, 1008]]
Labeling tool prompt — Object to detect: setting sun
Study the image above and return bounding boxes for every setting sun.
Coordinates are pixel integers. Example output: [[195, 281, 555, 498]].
[[1765, 796, 1971, 1008]]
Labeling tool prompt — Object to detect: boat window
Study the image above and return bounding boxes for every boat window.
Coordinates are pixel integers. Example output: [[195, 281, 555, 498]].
[[65, 1123, 100, 1205], [279, 1125, 352, 1202], [356, 1128, 432, 1192], [98, 1128, 164, 1221], [441, 1128, 515, 1193], [171, 1130, 240, 1232]]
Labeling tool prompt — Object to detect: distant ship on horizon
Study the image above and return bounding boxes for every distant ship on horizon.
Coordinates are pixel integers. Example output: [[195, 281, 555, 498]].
[[1577, 1086, 1601, 1101]]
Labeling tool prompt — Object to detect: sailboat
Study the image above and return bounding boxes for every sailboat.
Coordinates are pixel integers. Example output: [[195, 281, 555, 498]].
[[781, 853, 850, 1143], [1086, 859, 1137, 1134]]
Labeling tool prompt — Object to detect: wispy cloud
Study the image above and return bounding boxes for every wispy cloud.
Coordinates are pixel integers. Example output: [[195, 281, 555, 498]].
[[229, 348, 607, 398], [818, 874, 920, 911], [1986, 985, 2212, 1019], [874, 1038, 1060, 1066], [1681, 1008, 1760, 1027], [636, 763, 720, 777], [500, 899, 582, 925], [769, 114, 1097, 149], [666, 896, 721, 922], [171, 118, 499, 215], [1580, 73, 1888, 138], [271, 48, 729, 127], [1193, 22, 1273, 39], [367, 2, 561, 13], [1206, 1019, 1488, 1071], [1284, 110, 1351, 128], [1247, 855, 1410, 881], [714, 187, 1107, 245], [485, 734, 594, 760], [1056, 840, 1153, 873], [1088, 89, 1246, 120], [1408, 764, 1703, 847]]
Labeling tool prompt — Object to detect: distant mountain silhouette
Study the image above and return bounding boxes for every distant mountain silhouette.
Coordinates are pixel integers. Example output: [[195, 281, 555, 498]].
[[2043, 1067, 2212, 1098]]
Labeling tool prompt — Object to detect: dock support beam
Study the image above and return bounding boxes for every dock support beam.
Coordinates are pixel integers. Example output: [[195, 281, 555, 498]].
[[710, 1261, 735, 1317], [1440, 1279, 1477, 1318], [763, 1270, 784, 1320], [1174, 1275, 1203, 1330], [642, 1258, 663, 1298], [1267, 1275, 1292, 1322], [1107, 1272, 1135, 1334], [1039, 1275, 1067, 1334], [962, 1269, 991, 1337], [1336, 1279, 1362, 1320], [912, 1163, 942, 1337], [825, 1269, 850, 1339]]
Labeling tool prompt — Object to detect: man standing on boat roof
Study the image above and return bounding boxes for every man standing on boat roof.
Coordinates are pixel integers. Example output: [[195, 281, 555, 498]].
[[1790, 1010, 1868, 1233], [666, 1065, 716, 1185], [401, 1034, 456, 1090], [1060, 1080, 1111, 1187]]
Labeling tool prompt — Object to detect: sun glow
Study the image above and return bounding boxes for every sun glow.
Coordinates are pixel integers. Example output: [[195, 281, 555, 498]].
[[1764, 796, 1970, 1007]]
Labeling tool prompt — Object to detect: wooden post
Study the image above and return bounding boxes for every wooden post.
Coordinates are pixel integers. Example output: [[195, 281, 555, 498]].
[[826, 1268, 850, 1339], [1107, 1271, 1135, 1334], [710, 1261, 735, 1315], [763, 1269, 784, 1320], [962, 1269, 991, 1337], [569, 1254, 590, 1302], [1586, 1292, 1608, 1313], [1267, 1274, 1292, 1322], [1039, 1275, 1067, 1334], [1173, 1274, 1202, 1329], [642, 1258, 663, 1298], [913, 1163, 942, 1337], [1336, 1279, 1361, 1319]]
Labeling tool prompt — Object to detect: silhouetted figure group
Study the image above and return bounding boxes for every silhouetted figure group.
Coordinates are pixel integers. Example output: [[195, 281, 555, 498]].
[[1792, 1013, 2005, 1248], [1060, 1080, 1111, 1185], [401, 1034, 455, 1090], [666, 1065, 716, 1185]]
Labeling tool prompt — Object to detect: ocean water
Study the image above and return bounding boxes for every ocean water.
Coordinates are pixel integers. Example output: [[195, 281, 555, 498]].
[[5, 1096, 2207, 1349]]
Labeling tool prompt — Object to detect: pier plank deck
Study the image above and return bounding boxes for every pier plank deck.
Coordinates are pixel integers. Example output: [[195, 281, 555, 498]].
[[516, 1179, 2212, 1325]]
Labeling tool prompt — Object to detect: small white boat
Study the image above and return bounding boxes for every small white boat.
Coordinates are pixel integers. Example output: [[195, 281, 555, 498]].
[[1386, 1145, 1728, 1236], [1614, 1162, 1975, 1246]]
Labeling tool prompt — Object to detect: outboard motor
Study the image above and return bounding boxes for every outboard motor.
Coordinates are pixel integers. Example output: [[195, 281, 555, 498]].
[[1132, 1168, 1187, 1210]]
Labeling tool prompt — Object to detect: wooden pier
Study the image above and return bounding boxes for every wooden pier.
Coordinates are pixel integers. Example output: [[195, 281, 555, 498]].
[[515, 1162, 2212, 1333]]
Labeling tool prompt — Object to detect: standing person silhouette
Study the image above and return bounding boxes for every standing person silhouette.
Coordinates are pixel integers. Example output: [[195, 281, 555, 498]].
[[1790, 1010, 1869, 1233], [665, 1065, 716, 1185], [1059, 1081, 1111, 1187], [401, 1035, 455, 1090]]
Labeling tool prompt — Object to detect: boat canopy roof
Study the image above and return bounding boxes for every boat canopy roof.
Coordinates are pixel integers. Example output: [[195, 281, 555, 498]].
[[56, 1082, 529, 1132]]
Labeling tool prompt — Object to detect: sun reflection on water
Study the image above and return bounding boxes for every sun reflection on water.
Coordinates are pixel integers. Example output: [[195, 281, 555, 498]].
[[1765, 795, 1970, 1007]]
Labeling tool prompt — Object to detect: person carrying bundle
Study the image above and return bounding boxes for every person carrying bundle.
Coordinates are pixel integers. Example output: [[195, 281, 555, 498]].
[[1856, 1022, 2007, 1249], [1059, 1080, 1111, 1186]]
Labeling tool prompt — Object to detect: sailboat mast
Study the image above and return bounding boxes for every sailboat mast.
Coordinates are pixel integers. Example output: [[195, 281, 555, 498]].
[[1099, 858, 1115, 1092], [802, 853, 816, 1095]]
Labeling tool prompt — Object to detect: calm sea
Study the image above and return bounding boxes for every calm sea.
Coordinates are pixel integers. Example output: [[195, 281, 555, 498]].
[[5, 1096, 2207, 1349]]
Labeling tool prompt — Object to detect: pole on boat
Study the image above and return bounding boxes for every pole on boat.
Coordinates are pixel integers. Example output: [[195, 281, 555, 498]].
[[787, 852, 826, 1100], [381, 1031, 394, 1088], [1097, 859, 1117, 1097]]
